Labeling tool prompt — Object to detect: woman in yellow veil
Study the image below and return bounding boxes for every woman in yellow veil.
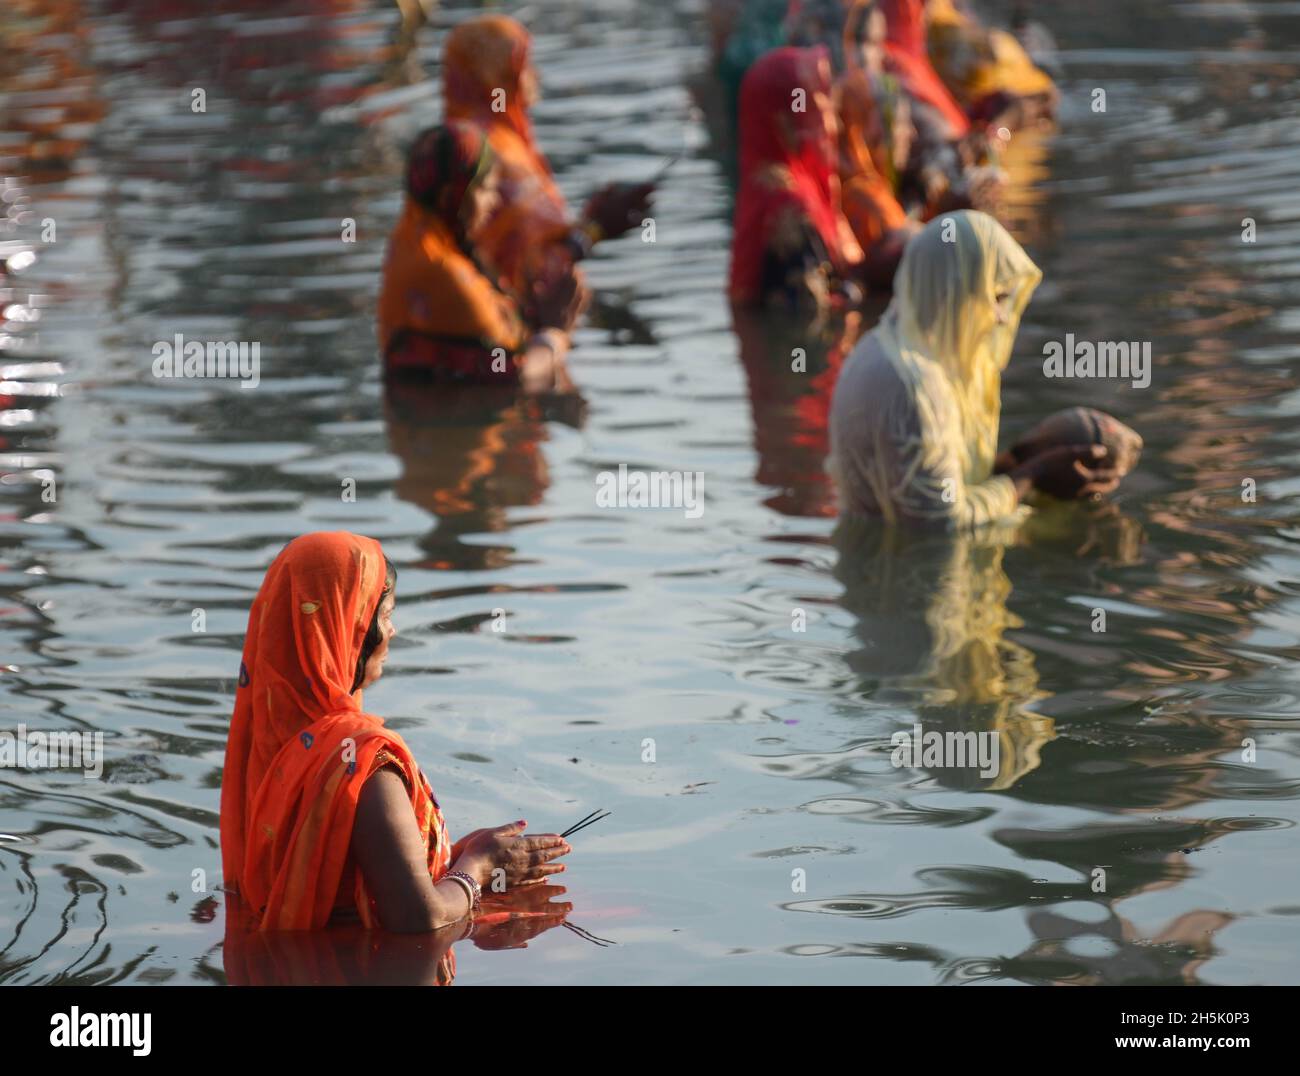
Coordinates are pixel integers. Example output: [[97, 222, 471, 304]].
[[828, 210, 1117, 528]]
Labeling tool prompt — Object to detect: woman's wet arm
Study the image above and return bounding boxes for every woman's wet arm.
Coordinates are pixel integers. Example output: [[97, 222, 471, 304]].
[[352, 768, 473, 933]]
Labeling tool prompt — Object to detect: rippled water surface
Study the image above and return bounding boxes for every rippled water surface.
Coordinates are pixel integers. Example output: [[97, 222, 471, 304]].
[[3, 0, 1300, 985]]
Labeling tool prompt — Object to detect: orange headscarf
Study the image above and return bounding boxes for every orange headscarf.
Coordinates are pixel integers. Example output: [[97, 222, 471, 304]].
[[443, 15, 575, 297], [837, 68, 910, 252], [377, 122, 527, 377], [220, 531, 452, 931]]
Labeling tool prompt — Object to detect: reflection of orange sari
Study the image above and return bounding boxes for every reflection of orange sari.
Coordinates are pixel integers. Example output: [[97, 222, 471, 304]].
[[443, 16, 574, 296], [377, 201, 526, 376], [837, 69, 910, 254], [220, 532, 452, 933], [385, 381, 549, 521], [1, 0, 107, 186], [223, 896, 456, 985]]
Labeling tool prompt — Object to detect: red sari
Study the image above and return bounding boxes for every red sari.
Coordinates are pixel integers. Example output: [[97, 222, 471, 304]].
[[728, 46, 863, 306], [220, 532, 452, 932], [880, 0, 970, 138]]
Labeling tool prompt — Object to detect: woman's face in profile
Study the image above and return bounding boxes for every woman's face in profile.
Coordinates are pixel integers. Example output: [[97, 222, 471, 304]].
[[359, 589, 397, 690], [519, 61, 540, 109]]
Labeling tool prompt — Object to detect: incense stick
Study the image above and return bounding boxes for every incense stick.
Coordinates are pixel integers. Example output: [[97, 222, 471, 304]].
[[560, 809, 603, 837], [560, 809, 609, 839], [562, 920, 615, 947]]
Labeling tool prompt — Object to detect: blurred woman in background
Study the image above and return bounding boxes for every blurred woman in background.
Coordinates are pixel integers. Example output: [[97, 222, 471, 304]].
[[442, 15, 655, 302], [836, 0, 920, 284], [926, 0, 1058, 129], [377, 121, 583, 391], [728, 46, 864, 312], [878, 0, 968, 140]]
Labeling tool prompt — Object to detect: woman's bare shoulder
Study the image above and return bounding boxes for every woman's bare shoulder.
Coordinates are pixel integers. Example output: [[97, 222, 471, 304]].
[[357, 764, 411, 821]]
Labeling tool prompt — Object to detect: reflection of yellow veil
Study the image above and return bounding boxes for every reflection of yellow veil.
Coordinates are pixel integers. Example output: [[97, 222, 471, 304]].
[[831, 210, 1041, 527], [992, 124, 1053, 244], [835, 517, 1054, 790]]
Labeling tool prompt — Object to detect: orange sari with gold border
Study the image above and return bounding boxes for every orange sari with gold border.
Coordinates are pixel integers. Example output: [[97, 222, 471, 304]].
[[220, 531, 451, 932]]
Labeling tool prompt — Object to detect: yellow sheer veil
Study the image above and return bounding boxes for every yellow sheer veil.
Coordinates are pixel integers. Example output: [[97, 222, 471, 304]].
[[875, 209, 1041, 484]]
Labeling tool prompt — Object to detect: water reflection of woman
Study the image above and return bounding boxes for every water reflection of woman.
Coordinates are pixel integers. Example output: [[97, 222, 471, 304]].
[[835, 517, 1052, 789], [223, 880, 572, 986], [387, 383, 548, 518], [382, 379, 573, 571], [732, 304, 866, 518]]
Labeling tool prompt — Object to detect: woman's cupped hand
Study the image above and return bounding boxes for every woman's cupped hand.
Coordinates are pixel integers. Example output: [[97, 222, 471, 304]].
[[453, 821, 571, 890], [583, 181, 655, 240], [1016, 443, 1121, 500]]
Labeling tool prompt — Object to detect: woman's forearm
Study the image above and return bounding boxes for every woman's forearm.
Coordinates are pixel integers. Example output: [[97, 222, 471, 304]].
[[380, 855, 493, 934], [383, 877, 474, 934], [353, 769, 476, 934]]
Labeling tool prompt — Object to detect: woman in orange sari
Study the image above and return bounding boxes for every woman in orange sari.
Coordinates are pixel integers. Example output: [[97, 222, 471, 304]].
[[219, 531, 570, 935], [442, 15, 654, 301], [836, 0, 920, 284], [377, 121, 582, 391], [728, 46, 864, 312]]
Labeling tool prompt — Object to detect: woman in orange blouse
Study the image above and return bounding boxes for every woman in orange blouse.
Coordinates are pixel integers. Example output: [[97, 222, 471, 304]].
[[836, 0, 920, 285], [219, 531, 570, 934], [377, 121, 583, 391]]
